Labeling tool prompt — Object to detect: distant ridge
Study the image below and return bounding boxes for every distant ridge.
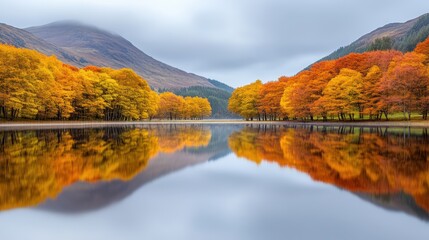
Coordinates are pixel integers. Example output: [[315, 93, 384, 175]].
[[317, 13, 429, 63]]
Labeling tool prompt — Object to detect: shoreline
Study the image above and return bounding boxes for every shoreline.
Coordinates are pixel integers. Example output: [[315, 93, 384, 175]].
[[1, 119, 429, 130]]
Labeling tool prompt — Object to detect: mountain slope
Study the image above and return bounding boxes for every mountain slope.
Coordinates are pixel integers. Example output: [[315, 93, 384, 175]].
[[25, 21, 217, 90], [0, 23, 81, 65], [319, 13, 429, 62], [208, 79, 234, 93]]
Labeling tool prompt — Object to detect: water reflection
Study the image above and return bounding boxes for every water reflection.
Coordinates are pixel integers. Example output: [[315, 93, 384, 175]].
[[228, 125, 429, 219], [2, 123, 429, 223], [0, 125, 212, 211]]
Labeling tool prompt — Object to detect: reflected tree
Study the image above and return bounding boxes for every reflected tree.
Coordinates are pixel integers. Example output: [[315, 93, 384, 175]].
[[229, 125, 429, 212]]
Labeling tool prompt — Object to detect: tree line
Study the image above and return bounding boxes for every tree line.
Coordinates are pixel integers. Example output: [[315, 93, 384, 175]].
[[0, 44, 211, 120], [157, 92, 212, 120], [228, 36, 429, 121], [169, 86, 237, 118]]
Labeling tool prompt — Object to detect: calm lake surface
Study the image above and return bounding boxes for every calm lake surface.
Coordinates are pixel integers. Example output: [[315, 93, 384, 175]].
[[0, 123, 429, 240]]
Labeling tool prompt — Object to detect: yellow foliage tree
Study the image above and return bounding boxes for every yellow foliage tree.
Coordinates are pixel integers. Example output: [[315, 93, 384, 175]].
[[316, 68, 363, 120], [157, 92, 211, 120], [228, 80, 262, 120]]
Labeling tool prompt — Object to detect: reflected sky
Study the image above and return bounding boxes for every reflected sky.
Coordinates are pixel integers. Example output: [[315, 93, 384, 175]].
[[0, 124, 429, 240]]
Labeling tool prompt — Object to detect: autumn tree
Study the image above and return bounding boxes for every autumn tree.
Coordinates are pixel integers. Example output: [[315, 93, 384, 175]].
[[147, 91, 160, 120], [44, 58, 80, 119], [192, 96, 212, 119], [157, 93, 211, 120], [258, 78, 288, 120], [72, 68, 109, 119], [361, 65, 383, 119], [379, 52, 429, 120], [281, 61, 337, 120], [0, 45, 43, 119], [414, 36, 429, 60], [316, 68, 363, 121], [157, 92, 185, 120], [228, 80, 262, 120], [104, 68, 153, 120]]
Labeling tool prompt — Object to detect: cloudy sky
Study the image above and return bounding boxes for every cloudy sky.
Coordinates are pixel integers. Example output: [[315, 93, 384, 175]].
[[1, 0, 429, 87]]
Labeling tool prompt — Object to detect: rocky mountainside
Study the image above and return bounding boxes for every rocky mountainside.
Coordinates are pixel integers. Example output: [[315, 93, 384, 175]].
[[319, 13, 429, 62]]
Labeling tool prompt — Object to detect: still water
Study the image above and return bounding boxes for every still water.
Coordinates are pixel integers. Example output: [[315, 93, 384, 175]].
[[0, 124, 428, 240]]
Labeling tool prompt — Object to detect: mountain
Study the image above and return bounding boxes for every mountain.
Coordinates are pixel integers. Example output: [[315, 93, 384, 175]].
[[356, 192, 429, 222], [0, 23, 81, 65], [39, 151, 215, 213], [24, 21, 220, 90], [0, 21, 233, 91], [319, 13, 429, 62]]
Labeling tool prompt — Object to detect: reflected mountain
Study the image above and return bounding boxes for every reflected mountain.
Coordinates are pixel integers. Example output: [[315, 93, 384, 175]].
[[39, 125, 241, 213], [356, 192, 429, 221], [0, 124, 241, 213], [228, 124, 429, 221]]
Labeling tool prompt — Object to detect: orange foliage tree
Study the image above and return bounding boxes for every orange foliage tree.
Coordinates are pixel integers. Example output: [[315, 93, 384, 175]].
[[379, 52, 429, 120], [258, 78, 289, 120]]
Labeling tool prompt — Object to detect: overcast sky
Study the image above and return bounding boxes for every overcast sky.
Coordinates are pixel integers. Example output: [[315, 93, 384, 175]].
[[1, 0, 429, 87]]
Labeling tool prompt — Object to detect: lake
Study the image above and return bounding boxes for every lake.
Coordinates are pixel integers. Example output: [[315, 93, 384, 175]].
[[0, 123, 428, 240]]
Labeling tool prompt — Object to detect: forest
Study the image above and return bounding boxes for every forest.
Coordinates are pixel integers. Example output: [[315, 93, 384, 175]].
[[0, 44, 211, 120], [228, 36, 429, 121]]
